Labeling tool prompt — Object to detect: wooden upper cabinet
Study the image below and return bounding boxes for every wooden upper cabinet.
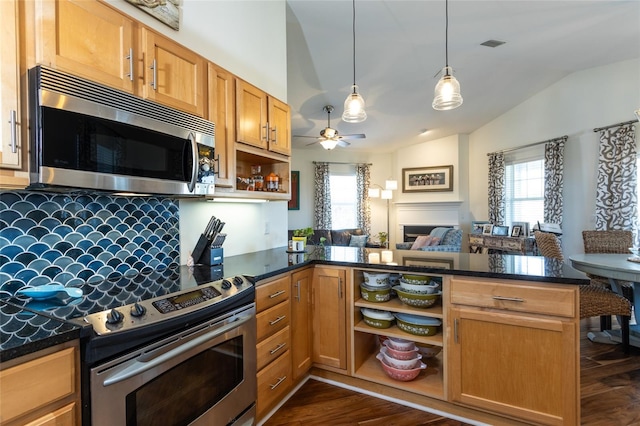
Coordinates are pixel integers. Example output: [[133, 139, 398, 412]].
[[34, 0, 135, 93], [236, 79, 291, 156], [236, 79, 268, 149], [207, 63, 235, 188], [268, 97, 291, 156], [1, 0, 22, 170], [140, 28, 205, 117]]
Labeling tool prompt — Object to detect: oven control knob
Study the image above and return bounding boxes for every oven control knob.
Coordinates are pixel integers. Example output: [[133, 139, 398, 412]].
[[130, 303, 146, 317], [233, 276, 244, 287], [221, 279, 232, 290], [106, 308, 124, 324]]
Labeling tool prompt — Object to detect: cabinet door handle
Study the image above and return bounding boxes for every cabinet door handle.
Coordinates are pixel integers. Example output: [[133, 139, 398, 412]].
[[9, 110, 19, 153], [270, 375, 287, 390], [270, 342, 286, 355], [269, 315, 286, 326], [213, 154, 220, 176], [150, 59, 157, 90], [294, 281, 300, 301], [126, 48, 134, 81], [492, 296, 524, 303], [271, 125, 277, 144], [262, 122, 269, 142], [269, 290, 286, 299], [454, 318, 459, 344]]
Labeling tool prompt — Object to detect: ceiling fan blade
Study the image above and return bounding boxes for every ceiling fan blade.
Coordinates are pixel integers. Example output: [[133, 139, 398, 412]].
[[337, 140, 351, 147], [339, 133, 366, 140], [293, 135, 320, 139], [305, 140, 320, 146]]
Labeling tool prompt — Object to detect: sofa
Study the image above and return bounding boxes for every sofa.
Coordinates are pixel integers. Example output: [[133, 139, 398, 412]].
[[287, 228, 374, 247], [395, 227, 463, 252]]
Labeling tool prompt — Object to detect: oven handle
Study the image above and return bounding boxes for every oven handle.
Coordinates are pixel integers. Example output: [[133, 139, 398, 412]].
[[102, 313, 253, 387]]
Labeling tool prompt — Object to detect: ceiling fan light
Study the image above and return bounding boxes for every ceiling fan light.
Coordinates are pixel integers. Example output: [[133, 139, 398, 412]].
[[433, 67, 463, 111], [342, 86, 367, 123], [320, 139, 339, 150]]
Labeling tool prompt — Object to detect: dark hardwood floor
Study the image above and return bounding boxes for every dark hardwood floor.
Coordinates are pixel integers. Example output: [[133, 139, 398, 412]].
[[263, 318, 640, 426]]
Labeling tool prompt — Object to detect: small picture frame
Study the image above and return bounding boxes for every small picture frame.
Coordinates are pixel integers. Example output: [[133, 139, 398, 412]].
[[511, 226, 522, 237], [472, 221, 491, 234], [482, 224, 494, 235], [492, 225, 509, 236]]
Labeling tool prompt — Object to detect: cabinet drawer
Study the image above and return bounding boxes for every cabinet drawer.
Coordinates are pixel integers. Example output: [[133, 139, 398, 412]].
[[500, 239, 522, 250], [0, 348, 76, 423], [24, 402, 76, 426], [257, 325, 290, 371], [256, 276, 290, 312], [450, 278, 576, 318], [256, 301, 290, 341], [257, 350, 292, 419]]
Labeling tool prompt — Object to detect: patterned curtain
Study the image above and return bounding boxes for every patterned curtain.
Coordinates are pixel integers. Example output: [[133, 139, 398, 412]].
[[544, 137, 567, 226], [355, 164, 371, 235], [314, 162, 332, 229], [487, 153, 505, 225], [595, 123, 637, 230]]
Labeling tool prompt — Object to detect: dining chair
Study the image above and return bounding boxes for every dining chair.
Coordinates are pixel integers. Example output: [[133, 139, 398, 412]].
[[534, 231, 631, 352]]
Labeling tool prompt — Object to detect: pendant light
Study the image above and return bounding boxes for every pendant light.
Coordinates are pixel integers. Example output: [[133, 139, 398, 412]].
[[342, 0, 367, 123], [432, 0, 463, 111]]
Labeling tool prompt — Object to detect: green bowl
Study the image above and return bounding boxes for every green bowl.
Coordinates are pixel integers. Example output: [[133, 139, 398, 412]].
[[394, 313, 441, 336], [393, 286, 441, 308], [361, 308, 394, 329], [360, 283, 391, 302]]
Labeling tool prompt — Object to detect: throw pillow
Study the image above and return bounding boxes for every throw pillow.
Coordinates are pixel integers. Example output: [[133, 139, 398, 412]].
[[410, 235, 432, 250], [348, 234, 369, 247], [428, 237, 441, 246]]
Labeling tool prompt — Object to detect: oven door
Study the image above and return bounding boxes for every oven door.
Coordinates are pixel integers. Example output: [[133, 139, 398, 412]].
[[90, 304, 256, 426]]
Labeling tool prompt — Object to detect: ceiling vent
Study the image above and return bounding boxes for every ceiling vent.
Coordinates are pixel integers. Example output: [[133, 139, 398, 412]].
[[480, 39, 506, 48]]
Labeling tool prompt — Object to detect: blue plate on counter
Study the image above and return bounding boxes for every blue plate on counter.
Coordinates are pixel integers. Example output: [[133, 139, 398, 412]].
[[17, 284, 83, 300]]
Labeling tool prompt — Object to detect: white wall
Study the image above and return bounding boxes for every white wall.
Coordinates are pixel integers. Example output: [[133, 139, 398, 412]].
[[469, 58, 640, 258], [105, 0, 289, 261]]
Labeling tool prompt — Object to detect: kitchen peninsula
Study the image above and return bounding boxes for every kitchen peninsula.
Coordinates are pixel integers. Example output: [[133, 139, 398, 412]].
[[1, 247, 587, 426]]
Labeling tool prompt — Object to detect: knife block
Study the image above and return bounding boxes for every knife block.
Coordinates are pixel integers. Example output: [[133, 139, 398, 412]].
[[197, 244, 224, 266]]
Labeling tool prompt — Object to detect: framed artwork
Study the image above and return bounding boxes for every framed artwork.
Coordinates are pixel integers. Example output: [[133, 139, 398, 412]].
[[288, 171, 300, 210], [511, 226, 522, 237], [482, 224, 494, 235], [126, 0, 181, 30], [402, 257, 454, 269], [492, 225, 510, 236], [402, 165, 453, 192], [471, 221, 491, 234]]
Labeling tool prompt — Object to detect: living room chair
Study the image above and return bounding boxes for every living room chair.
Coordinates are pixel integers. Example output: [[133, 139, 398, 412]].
[[534, 231, 631, 352]]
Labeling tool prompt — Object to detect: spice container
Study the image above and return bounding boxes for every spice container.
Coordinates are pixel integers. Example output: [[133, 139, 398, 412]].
[[266, 172, 279, 191]]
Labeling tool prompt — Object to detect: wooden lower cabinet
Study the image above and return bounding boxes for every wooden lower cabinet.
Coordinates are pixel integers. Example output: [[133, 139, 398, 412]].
[[0, 341, 79, 426], [448, 277, 579, 425], [256, 350, 292, 419], [311, 266, 348, 371], [291, 268, 312, 380]]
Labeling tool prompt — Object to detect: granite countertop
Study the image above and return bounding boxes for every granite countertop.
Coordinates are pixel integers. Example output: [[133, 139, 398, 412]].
[[1, 246, 588, 362]]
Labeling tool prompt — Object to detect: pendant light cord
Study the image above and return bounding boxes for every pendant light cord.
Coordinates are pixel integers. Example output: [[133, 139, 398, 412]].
[[352, 0, 357, 92], [445, 0, 449, 71]]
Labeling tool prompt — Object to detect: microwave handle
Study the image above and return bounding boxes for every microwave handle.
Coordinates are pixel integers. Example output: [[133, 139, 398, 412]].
[[188, 133, 198, 192]]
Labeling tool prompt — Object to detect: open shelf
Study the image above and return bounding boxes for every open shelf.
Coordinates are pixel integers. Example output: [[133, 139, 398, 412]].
[[353, 346, 445, 400], [354, 320, 443, 347], [355, 297, 443, 319]]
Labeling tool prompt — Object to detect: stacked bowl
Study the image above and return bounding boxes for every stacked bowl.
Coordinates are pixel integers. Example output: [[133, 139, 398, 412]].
[[376, 337, 426, 381], [392, 274, 441, 308], [360, 272, 391, 302]]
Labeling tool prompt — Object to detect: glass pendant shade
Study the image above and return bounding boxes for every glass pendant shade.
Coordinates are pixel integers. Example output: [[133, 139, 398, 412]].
[[433, 66, 463, 111], [342, 85, 367, 123], [320, 139, 339, 150]]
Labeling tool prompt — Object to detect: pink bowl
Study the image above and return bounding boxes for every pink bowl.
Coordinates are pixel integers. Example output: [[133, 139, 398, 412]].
[[376, 353, 426, 381], [382, 340, 419, 360], [379, 347, 422, 370], [385, 336, 415, 351]]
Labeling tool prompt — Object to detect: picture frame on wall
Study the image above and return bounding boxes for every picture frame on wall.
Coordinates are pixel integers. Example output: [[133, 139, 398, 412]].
[[402, 165, 453, 192], [288, 171, 300, 210]]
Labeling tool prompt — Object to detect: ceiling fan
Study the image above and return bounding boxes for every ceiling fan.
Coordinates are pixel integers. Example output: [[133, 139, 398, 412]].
[[294, 105, 366, 150]]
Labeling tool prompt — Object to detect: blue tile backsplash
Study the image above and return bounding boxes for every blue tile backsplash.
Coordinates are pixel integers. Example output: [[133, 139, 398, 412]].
[[0, 192, 180, 295]]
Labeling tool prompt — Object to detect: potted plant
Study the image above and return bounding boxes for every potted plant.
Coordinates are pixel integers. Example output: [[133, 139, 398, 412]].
[[293, 227, 314, 247], [377, 231, 388, 248]]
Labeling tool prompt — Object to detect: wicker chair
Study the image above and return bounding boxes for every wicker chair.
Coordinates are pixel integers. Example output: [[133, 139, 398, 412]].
[[582, 230, 634, 302], [534, 231, 631, 352]]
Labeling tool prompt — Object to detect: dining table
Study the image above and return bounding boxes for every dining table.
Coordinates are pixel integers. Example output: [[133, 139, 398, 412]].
[[569, 253, 640, 347]]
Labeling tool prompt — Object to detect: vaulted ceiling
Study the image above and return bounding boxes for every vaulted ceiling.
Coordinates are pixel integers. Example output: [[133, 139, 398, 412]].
[[286, 0, 640, 153]]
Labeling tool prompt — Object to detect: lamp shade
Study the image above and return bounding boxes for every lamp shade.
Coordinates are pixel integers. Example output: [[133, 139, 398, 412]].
[[385, 180, 398, 190], [381, 189, 392, 200], [433, 67, 463, 110], [368, 187, 380, 198], [342, 85, 367, 123], [320, 139, 339, 150]]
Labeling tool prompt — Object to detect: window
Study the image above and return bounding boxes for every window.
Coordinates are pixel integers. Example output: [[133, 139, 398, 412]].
[[504, 156, 544, 231], [329, 169, 357, 229]]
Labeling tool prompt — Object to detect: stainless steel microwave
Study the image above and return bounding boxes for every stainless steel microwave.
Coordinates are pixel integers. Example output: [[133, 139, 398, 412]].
[[27, 66, 216, 196]]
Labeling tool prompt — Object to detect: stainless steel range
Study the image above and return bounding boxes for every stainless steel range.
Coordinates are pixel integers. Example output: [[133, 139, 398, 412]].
[[10, 266, 256, 426]]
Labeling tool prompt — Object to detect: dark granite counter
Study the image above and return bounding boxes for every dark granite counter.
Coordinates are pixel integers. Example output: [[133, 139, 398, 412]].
[[1, 246, 588, 362], [224, 245, 589, 285]]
